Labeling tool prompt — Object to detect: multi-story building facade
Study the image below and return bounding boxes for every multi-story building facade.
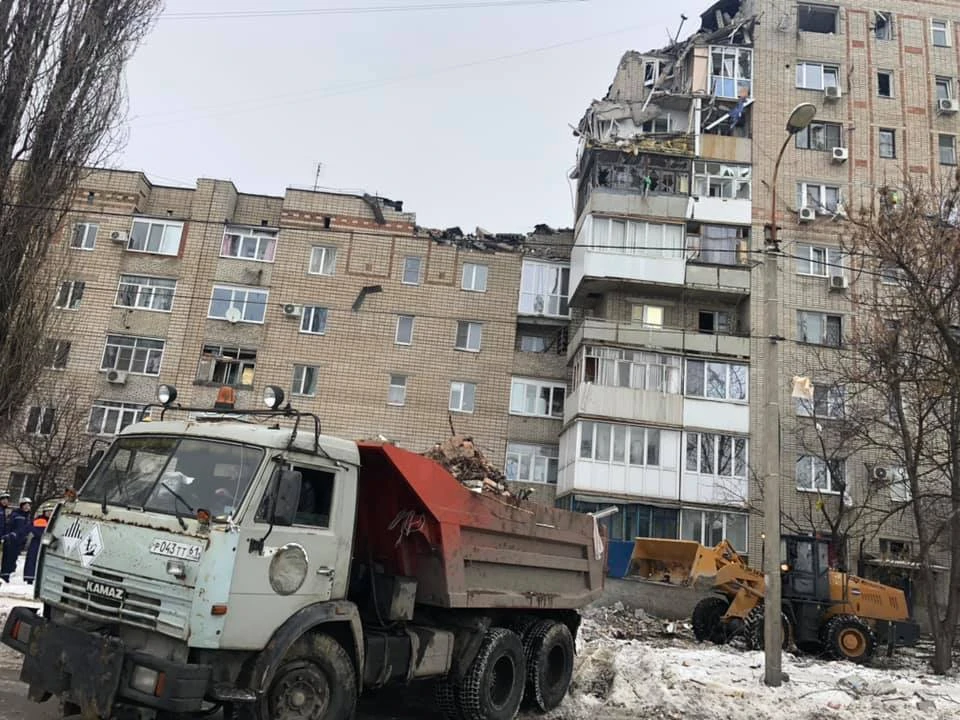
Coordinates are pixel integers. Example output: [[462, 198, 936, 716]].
[[0, 169, 571, 507]]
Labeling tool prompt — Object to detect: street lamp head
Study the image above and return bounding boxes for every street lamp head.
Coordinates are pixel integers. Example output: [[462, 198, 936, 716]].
[[786, 103, 817, 134]]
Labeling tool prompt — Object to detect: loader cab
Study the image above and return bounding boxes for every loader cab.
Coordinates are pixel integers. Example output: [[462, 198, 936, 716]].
[[780, 535, 831, 602]]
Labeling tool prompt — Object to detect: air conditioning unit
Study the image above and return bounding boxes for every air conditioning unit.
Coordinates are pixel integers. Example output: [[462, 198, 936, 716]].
[[106, 369, 128, 385], [824, 85, 842, 100], [798, 207, 816, 223], [829, 273, 849, 290], [282, 303, 302, 318], [831, 147, 849, 163], [938, 98, 960, 114], [871, 465, 890, 482], [110, 230, 128, 243]]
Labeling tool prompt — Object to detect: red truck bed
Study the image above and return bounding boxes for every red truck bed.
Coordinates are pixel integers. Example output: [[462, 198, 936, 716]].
[[354, 442, 604, 610]]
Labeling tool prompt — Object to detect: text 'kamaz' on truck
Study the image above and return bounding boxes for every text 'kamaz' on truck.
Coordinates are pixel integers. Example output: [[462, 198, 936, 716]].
[[1, 384, 605, 720]]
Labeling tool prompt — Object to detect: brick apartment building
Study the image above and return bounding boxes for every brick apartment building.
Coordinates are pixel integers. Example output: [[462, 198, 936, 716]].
[[0, 169, 571, 507]]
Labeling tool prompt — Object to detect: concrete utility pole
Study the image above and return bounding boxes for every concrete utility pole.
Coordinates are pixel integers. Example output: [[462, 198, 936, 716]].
[[762, 102, 817, 688]]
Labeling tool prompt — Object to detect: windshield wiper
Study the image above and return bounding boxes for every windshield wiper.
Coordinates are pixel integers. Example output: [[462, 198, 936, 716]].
[[160, 482, 194, 531]]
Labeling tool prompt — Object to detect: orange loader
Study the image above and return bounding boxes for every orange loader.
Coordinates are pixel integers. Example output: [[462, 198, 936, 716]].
[[628, 534, 920, 663]]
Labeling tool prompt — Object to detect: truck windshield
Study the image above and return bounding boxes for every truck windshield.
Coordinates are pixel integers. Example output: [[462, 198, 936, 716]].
[[81, 436, 265, 519]]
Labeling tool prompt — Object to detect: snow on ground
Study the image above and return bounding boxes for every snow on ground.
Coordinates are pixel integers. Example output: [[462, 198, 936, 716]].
[[540, 604, 960, 720]]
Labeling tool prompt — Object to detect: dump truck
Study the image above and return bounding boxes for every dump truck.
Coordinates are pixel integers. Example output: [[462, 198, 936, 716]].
[[628, 535, 919, 664], [1, 384, 605, 720]]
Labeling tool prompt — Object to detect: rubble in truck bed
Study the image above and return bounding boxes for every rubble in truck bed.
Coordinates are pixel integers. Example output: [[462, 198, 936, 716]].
[[422, 435, 534, 502]]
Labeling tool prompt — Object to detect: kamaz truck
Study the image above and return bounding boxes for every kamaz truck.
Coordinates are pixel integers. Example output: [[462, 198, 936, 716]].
[[1, 384, 604, 720]]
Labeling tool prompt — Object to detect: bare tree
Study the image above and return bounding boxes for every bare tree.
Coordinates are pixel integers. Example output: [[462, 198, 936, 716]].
[[0, 0, 161, 428], [1, 389, 94, 504]]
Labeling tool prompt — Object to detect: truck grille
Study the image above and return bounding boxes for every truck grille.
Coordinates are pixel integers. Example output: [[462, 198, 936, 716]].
[[39, 555, 192, 639]]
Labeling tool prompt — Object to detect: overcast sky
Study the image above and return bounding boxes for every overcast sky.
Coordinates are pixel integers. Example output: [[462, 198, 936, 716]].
[[121, 0, 710, 232]]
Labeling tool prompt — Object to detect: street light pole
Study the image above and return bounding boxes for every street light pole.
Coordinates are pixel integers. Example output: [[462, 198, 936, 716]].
[[762, 102, 817, 688]]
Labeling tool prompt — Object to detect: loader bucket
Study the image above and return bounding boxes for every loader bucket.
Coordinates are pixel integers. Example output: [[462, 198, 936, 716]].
[[628, 538, 715, 586]]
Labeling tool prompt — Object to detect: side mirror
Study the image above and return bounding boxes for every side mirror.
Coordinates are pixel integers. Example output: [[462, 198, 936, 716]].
[[271, 470, 302, 527]]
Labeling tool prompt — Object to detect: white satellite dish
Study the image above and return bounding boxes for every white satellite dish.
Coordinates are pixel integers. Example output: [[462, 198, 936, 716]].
[[224, 307, 242, 324]]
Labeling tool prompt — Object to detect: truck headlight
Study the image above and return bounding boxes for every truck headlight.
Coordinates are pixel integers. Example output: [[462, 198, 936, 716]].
[[269, 544, 308, 595], [166, 560, 186, 579], [130, 666, 166, 696]]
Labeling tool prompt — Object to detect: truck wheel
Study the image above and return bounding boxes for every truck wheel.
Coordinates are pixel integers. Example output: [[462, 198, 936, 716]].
[[692, 596, 729, 644], [743, 605, 792, 651], [824, 615, 876, 664], [435, 677, 465, 720], [522, 620, 574, 713], [241, 633, 357, 720], [457, 627, 525, 720]]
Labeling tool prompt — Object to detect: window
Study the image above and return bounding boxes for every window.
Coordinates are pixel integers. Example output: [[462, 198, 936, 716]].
[[129, 218, 183, 256], [798, 311, 842, 346], [292, 364, 318, 396], [101, 335, 164, 375], [505, 443, 559, 484], [461, 263, 488, 292], [71, 222, 97, 250], [881, 264, 907, 285], [208, 285, 268, 323], [455, 321, 483, 352], [116, 275, 176, 312], [55, 280, 85, 309], [796, 455, 845, 492], [631, 304, 664, 328], [796, 62, 839, 90], [798, 3, 838, 33], [26, 406, 55, 436], [449, 381, 476, 413], [517, 327, 565, 354], [388, 374, 407, 406], [932, 20, 949, 48], [88, 400, 145, 435], [681, 509, 747, 551], [258, 465, 335, 528], [8, 473, 38, 501], [44, 340, 70, 370], [395, 315, 414, 345], [693, 162, 751, 200], [877, 71, 893, 98], [300, 306, 328, 335], [402, 256, 422, 285], [710, 46, 753, 98], [797, 183, 841, 213], [796, 384, 845, 418], [641, 116, 671, 133], [579, 422, 662, 467], [685, 433, 748, 478], [197, 345, 257, 387], [518, 260, 569, 317], [309, 245, 337, 276], [940, 134, 957, 166], [874, 11, 892, 40], [878, 128, 896, 158], [510, 378, 565, 419], [698, 310, 732, 334], [936, 76, 953, 100], [576, 346, 682, 394], [221, 227, 277, 262], [587, 218, 685, 259], [596, 154, 690, 195], [685, 360, 748, 401], [695, 225, 748, 266], [880, 538, 911, 559], [795, 121, 842, 151], [643, 59, 663, 87], [795, 244, 843, 277]]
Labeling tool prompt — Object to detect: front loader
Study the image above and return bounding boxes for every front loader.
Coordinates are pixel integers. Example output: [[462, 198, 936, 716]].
[[628, 534, 919, 664]]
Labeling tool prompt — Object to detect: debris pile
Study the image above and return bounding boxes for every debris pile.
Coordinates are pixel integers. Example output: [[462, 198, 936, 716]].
[[422, 435, 531, 501], [580, 602, 693, 644]]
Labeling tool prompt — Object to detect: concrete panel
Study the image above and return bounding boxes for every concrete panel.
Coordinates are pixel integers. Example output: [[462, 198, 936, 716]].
[[700, 135, 752, 163], [689, 197, 751, 224], [680, 471, 748, 506], [683, 398, 749, 434], [570, 458, 680, 501], [564, 384, 684, 427], [571, 246, 686, 301], [582, 189, 692, 222]]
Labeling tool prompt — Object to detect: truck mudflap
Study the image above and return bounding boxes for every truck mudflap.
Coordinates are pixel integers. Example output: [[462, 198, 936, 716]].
[[1, 606, 212, 716]]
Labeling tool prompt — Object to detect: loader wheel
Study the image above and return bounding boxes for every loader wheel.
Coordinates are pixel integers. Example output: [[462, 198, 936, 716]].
[[457, 627, 525, 720], [522, 620, 575, 713], [825, 615, 876, 664], [743, 605, 793, 651], [692, 596, 730, 644]]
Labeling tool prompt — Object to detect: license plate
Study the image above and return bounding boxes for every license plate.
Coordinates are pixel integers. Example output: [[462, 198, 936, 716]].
[[85, 580, 125, 603], [149, 539, 203, 562]]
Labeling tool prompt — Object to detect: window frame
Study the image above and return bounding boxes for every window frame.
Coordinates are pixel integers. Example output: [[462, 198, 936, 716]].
[[576, 346, 683, 394], [518, 260, 570, 318], [797, 311, 843, 347], [128, 217, 183, 257], [693, 161, 752, 200], [71, 222, 98, 250], [115, 275, 177, 313], [795, 243, 842, 277], [587, 217, 686, 259], [461, 263, 488, 292], [877, 70, 893, 98], [308, 245, 338, 276], [387, 374, 407, 406], [939, 134, 957, 166], [55, 280, 85, 310], [936, 76, 953, 100], [796, 455, 845, 493], [684, 431, 748, 478], [932, 19, 950, 48], [509, 377, 566, 419], [874, 11, 892, 41], [795, 61, 840, 91], [795, 384, 846, 419], [220, 226, 277, 263], [449, 381, 476, 414], [797, 182, 841, 214], [454, 321, 483, 352], [26, 406, 55, 436], [795, 121, 843, 151], [291, 364, 319, 397], [395, 315, 414, 345], [631, 304, 664, 328], [100, 334, 165, 376], [7, 472, 38, 503], [578, 421, 662, 467], [87, 400, 146, 436], [684, 359, 749, 402], [208, 284, 269, 324], [797, 3, 839, 35], [299, 306, 329, 335], [196, 345, 258, 388], [44, 339, 71, 370], [505, 443, 559, 485], [680, 508, 748, 552], [402, 256, 422, 286], [708, 46, 753, 99], [878, 128, 896, 158]]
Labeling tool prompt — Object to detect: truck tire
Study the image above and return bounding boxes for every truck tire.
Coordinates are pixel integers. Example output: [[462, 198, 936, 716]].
[[824, 615, 876, 664], [435, 678, 465, 720], [743, 605, 792, 651], [237, 633, 357, 720], [692, 596, 729, 644], [522, 620, 574, 713], [457, 627, 525, 720]]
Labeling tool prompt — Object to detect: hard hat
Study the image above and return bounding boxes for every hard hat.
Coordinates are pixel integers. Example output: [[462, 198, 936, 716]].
[[19, 497, 31, 505], [0, 492, 9, 500]]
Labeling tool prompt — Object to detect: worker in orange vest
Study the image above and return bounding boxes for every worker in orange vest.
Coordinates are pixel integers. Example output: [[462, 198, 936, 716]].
[[23, 506, 50, 584]]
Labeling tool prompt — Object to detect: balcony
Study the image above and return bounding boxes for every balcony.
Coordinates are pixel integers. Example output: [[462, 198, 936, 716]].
[[568, 319, 751, 361], [700, 135, 751, 164], [685, 263, 751, 296], [571, 245, 686, 304], [564, 383, 683, 427]]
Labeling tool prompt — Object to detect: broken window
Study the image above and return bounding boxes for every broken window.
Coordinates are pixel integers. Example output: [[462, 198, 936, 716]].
[[641, 116, 671, 133], [693, 162, 751, 200], [710, 46, 753, 99], [643, 60, 664, 87], [197, 345, 257, 387], [795, 121, 842, 151], [874, 12, 892, 40], [595, 153, 690, 196], [877, 70, 893, 98], [798, 3, 839, 34]]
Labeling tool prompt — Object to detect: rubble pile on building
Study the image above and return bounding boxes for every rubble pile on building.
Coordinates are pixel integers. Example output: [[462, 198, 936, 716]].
[[423, 435, 530, 500]]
